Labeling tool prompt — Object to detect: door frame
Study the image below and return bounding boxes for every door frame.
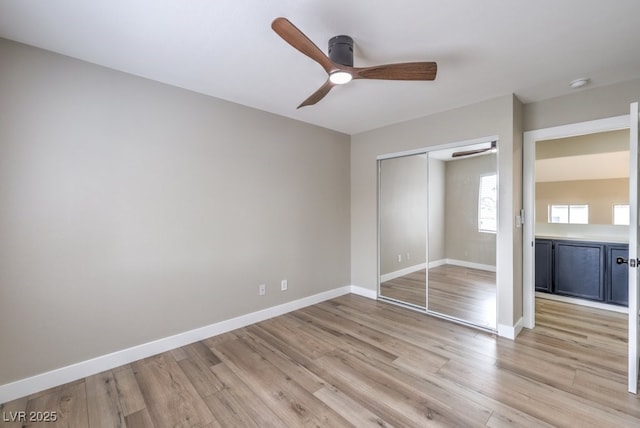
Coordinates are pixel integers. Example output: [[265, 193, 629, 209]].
[[522, 114, 630, 329], [628, 102, 639, 393]]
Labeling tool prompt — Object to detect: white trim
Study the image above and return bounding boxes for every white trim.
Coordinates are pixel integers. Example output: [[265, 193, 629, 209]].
[[498, 317, 523, 340], [536, 292, 628, 314], [377, 135, 500, 161], [349, 285, 377, 300], [445, 258, 496, 272], [379, 259, 495, 281], [523, 114, 630, 329], [380, 263, 428, 282], [0, 286, 363, 404], [428, 259, 447, 269]]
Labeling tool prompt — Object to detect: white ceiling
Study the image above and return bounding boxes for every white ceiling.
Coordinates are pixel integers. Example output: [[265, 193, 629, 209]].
[[536, 151, 629, 182], [1, 0, 640, 135]]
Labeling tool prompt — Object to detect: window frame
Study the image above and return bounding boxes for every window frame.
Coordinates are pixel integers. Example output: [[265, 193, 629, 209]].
[[613, 203, 630, 225], [548, 204, 589, 224]]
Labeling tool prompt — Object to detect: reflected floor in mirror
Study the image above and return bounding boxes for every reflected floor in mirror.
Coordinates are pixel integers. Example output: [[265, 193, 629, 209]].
[[380, 269, 427, 308], [381, 264, 496, 329], [428, 264, 496, 329]]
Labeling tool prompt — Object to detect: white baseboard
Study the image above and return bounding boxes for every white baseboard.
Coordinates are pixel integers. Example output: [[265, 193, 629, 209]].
[[446, 258, 496, 273], [1, 285, 374, 405], [380, 263, 427, 282], [535, 292, 628, 314], [379, 260, 494, 283], [428, 259, 447, 269], [349, 285, 377, 300], [498, 317, 523, 340]]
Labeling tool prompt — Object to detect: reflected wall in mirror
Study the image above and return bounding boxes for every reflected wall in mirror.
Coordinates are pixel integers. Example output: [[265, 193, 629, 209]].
[[379, 154, 427, 308], [535, 129, 630, 239], [427, 143, 497, 329]]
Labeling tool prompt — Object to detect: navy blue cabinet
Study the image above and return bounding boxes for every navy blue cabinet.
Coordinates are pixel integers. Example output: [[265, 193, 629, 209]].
[[534, 239, 553, 293], [607, 245, 629, 306], [535, 238, 628, 306], [554, 241, 605, 301]]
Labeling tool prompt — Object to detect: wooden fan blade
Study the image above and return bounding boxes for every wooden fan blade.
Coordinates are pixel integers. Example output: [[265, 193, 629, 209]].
[[353, 62, 437, 81], [272, 17, 335, 74], [297, 80, 335, 108], [452, 141, 497, 158], [451, 148, 487, 158]]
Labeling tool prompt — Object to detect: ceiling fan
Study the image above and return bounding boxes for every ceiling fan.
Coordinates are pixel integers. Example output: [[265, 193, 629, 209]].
[[271, 17, 437, 108], [451, 141, 498, 158]]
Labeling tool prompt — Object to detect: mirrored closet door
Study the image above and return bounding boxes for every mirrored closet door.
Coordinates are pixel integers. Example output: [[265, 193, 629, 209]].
[[378, 140, 498, 330], [378, 154, 428, 308], [426, 144, 497, 329]]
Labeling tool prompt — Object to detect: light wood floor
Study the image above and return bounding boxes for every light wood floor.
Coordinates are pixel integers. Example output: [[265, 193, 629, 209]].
[[2, 295, 638, 427], [381, 264, 496, 329]]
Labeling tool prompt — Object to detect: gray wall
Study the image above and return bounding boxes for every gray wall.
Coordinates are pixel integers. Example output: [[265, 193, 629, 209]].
[[445, 154, 497, 266], [524, 79, 640, 131], [351, 94, 523, 330], [0, 39, 351, 386], [379, 155, 427, 275], [536, 178, 628, 224], [428, 158, 446, 263]]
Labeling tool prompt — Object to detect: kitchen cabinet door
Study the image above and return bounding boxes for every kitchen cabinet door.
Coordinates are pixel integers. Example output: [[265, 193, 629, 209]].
[[554, 241, 605, 301], [535, 239, 553, 293]]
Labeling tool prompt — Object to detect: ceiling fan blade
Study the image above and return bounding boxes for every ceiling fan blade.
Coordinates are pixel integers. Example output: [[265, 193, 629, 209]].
[[451, 148, 488, 158], [452, 141, 497, 158], [272, 17, 336, 74], [353, 62, 437, 80], [297, 80, 335, 108]]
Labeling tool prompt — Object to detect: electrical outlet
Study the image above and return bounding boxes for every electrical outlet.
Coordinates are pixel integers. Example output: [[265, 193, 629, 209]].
[[259, 284, 266, 296], [406, 252, 411, 261], [397, 254, 402, 263], [281, 279, 288, 291]]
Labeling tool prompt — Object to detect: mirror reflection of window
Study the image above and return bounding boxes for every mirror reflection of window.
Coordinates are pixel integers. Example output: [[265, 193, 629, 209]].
[[478, 173, 497, 233]]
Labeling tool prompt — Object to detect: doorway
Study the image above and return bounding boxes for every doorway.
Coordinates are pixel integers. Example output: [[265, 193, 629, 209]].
[[523, 110, 639, 393], [523, 115, 630, 327]]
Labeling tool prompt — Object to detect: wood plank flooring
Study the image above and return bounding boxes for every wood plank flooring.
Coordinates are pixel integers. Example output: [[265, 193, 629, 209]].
[[2, 295, 639, 427], [380, 268, 427, 307], [381, 264, 496, 329]]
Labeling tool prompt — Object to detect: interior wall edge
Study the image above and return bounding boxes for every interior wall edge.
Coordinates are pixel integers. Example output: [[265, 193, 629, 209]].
[[497, 316, 523, 340]]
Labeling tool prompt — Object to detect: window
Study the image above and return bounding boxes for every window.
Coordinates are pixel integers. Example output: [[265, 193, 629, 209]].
[[548, 204, 589, 224], [613, 204, 630, 225], [478, 174, 497, 233]]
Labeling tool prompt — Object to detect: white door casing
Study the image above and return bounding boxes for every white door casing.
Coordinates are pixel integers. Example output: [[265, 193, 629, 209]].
[[628, 101, 639, 394]]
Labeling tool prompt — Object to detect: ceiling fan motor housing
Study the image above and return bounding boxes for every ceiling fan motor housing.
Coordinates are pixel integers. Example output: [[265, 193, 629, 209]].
[[328, 35, 354, 67]]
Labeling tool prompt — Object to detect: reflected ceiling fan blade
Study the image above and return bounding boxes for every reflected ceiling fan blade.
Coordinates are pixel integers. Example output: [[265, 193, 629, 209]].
[[452, 141, 497, 158], [271, 17, 336, 74], [297, 80, 335, 108], [353, 62, 437, 80]]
